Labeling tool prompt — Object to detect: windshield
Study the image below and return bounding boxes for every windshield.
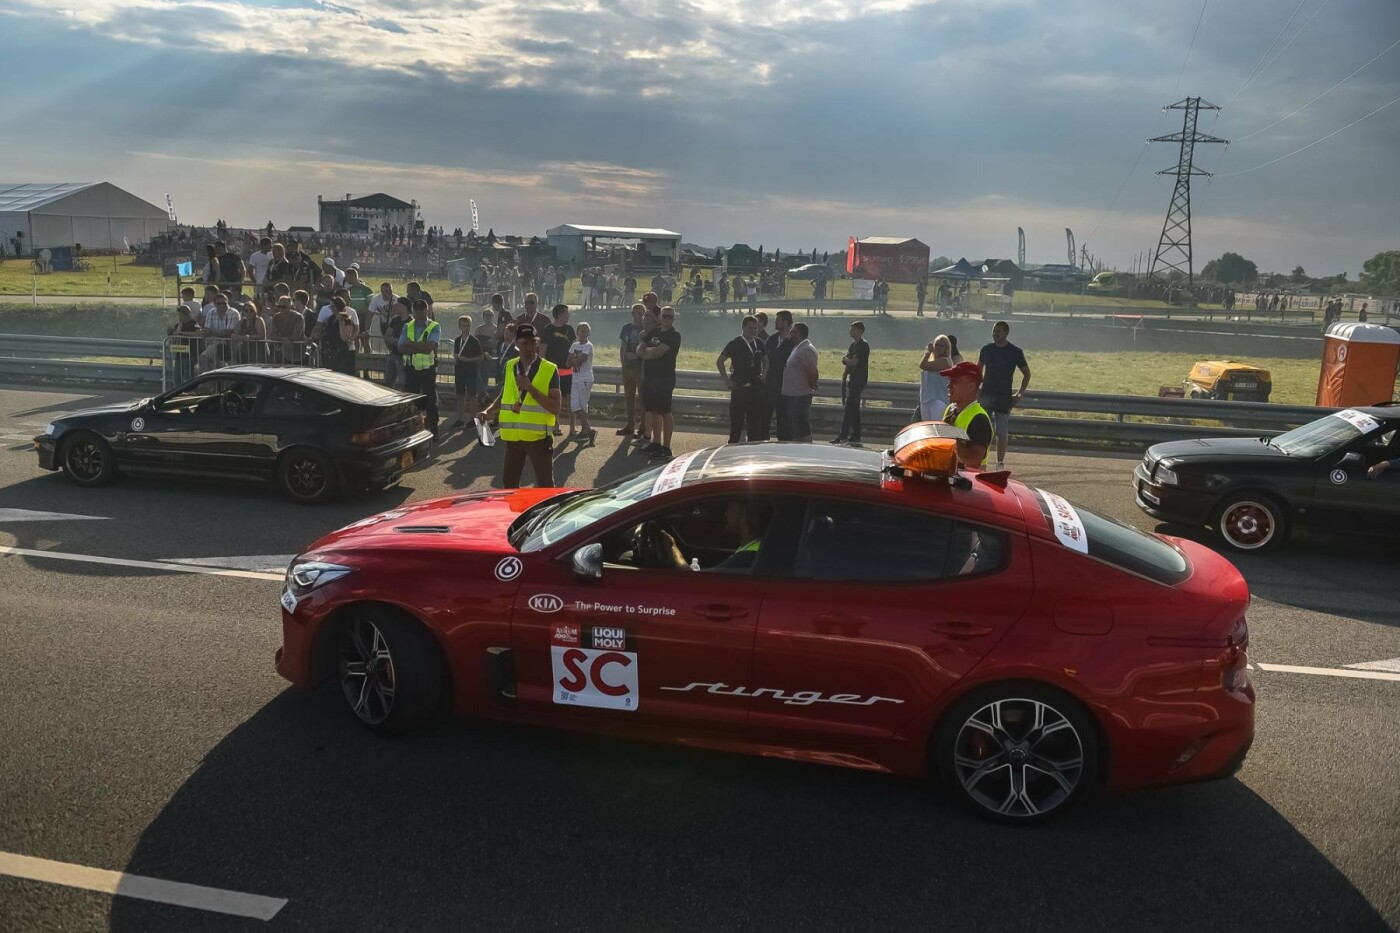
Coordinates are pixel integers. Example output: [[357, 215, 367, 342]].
[[1272, 410, 1376, 457], [517, 462, 674, 552]]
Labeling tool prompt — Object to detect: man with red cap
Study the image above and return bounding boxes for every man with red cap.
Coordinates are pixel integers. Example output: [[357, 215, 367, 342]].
[[941, 361, 992, 469]]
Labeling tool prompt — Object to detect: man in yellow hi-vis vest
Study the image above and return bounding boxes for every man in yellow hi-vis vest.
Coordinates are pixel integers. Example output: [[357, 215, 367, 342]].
[[398, 298, 441, 437], [479, 323, 563, 487], [940, 361, 993, 469]]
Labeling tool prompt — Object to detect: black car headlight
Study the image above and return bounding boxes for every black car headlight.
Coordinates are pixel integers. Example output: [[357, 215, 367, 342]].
[[285, 560, 354, 595], [1156, 460, 1225, 490], [39, 423, 56, 436]]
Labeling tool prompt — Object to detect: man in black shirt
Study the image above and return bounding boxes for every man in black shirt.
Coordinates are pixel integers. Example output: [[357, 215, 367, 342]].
[[977, 320, 1031, 471], [762, 310, 794, 441], [539, 304, 576, 437], [382, 296, 412, 389], [638, 306, 681, 460], [214, 241, 245, 296], [833, 320, 870, 446], [616, 303, 646, 437], [717, 315, 767, 443]]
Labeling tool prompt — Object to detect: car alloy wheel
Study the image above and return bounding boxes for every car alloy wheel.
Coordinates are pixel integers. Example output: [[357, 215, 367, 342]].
[[338, 616, 397, 726], [64, 437, 105, 481], [286, 453, 327, 499], [953, 698, 1085, 820], [1219, 499, 1275, 551]]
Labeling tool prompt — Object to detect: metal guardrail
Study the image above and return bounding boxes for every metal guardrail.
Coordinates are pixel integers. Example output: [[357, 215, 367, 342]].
[[0, 333, 1337, 449]]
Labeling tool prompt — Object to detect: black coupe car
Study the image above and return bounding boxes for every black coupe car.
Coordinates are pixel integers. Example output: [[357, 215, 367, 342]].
[[34, 366, 433, 503], [1134, 405, 1400, 552]]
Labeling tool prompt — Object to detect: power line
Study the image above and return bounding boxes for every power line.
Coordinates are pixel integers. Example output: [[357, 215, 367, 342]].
[[1219, 0, 1309, 113], [1088, 0, 1209, 246], [1173, 0, 1211, 97], [1232, 37, 1400, 142], [1216, 94, 1400, 177], [1212, 0, 1336, 171]]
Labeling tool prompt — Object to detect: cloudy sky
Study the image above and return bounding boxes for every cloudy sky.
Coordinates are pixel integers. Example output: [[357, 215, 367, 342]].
[[1, 0, 1396, 275]]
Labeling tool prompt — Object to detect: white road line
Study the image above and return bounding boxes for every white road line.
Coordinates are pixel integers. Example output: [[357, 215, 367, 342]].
[[1345, 657, 1400, 674], [0, 851, 287, 921], [1256, 662, 1400, 683], [162, 554, 296, 572], [0, 545, 283, 581], [0, 508, 109, 522]]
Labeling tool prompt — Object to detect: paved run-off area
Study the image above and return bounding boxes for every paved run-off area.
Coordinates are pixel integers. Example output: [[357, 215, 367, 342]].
[[0, 384, 1395, 932]]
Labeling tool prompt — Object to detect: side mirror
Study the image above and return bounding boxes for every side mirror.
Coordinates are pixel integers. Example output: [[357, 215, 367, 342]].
[[571, 543, 603, 580], [1339, 452, 1364, 466]]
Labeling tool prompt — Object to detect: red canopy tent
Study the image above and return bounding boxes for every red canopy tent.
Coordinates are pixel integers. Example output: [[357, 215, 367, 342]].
[[846, 236, 930, 284]]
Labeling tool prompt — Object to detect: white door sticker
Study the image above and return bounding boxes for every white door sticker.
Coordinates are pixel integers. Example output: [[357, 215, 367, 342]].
[[494, 556, 522, 581], [550, 646, 639, 710], [1035, 488, 1089, 554], [1332, 409, 1381, 434], [1330, 468, 1348, 485], [651, 450, 702, 496]]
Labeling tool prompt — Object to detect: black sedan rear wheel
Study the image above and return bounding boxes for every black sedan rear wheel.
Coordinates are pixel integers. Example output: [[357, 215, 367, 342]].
[[61, 431, 118, 486], [1213, 493, 1286, 553], [278, 447, 339, 504], [935, 683, 1099, 824]]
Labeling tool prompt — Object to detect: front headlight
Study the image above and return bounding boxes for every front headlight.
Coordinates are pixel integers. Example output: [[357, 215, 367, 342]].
[[285, 560, 354, 595], [1156, 460, 1181, 485], [40, 423, 55, 436]]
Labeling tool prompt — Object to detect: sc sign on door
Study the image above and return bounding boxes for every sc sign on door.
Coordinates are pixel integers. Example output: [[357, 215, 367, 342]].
[[550, 646, 639, 711]]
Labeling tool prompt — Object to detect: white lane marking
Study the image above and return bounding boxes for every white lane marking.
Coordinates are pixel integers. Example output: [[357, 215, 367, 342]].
[[1345, 657, 1400, 674], [161, 554, 296, 573], [0, 508, 109, 522], [1256, 662, 1400, 683], [0, 545, 283, 581], [0, 850, 287, 921]]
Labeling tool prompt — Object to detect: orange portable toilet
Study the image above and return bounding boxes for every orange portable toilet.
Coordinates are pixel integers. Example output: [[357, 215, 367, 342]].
[[1316, 322, 1400, 407]]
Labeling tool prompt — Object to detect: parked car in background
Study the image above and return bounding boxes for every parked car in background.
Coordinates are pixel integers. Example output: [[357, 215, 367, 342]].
[[1185, 360, 1273, 402]]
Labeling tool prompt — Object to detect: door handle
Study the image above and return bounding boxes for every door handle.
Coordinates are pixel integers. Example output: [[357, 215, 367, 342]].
[[695, 603, 747, 622], [816, 612, 871, 626], [928, 620, 994, 638]]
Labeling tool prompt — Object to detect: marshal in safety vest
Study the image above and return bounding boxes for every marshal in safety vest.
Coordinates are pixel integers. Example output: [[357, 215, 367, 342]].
[[499, 357, 559, 442], [943, 400, 991, 468], [404, 319, 441, 371]]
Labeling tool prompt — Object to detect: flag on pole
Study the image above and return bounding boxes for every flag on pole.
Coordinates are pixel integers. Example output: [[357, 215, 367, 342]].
[[470, 199, 479, 233]]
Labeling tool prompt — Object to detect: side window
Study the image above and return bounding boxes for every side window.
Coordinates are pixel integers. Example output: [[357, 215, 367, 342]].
[[263, 385, 339, 417], [160, 379, 221, 414], [794, 500, 1005, 582], [216, 380, 264, 416], [598, 495, 779, 574]]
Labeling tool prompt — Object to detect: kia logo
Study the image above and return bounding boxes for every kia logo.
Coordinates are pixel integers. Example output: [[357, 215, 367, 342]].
[[529, 593, 564, 614]]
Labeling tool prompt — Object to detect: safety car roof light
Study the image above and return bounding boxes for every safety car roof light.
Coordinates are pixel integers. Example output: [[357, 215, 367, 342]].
[[889, 421, 968, 480]]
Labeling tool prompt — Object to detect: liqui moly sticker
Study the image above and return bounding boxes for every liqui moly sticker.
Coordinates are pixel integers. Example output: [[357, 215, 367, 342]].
[[1331, 409, 1381, 434], [1035, 488, 1089, 554], [651, 450, 702, 496]]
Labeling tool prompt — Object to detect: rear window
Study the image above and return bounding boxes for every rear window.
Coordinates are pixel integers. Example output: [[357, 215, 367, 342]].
[[285, 369, 403, 404], [1034, 488, 1189, 585]]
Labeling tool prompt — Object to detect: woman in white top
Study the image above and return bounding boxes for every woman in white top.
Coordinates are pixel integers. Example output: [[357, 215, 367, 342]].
[[918, 333, 956, 421], [567, 322, 596, 442]]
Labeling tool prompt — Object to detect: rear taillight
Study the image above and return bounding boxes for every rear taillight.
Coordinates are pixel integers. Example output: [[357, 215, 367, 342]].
[[1221, 616, 1249, 691], [410, 414, 425, 431], [350, 425, 393, 446]]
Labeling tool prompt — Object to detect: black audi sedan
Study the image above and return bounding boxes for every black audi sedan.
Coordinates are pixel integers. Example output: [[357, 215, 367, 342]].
[[34, 366, 433, 503], [1134, 405, 1400, 552]]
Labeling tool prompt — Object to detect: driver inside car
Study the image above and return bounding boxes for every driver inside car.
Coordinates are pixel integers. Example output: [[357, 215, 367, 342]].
[[656, 499, 772, 572]]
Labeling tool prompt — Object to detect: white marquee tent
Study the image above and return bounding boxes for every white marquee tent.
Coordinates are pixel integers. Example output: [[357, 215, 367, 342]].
[[0, 183, 170, 254]]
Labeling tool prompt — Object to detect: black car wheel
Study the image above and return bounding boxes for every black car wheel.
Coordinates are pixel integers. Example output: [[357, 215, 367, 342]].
[[277, 447, 339, 504], [334, 607, 445, 734], [61, 431, 118, 486], [1213, 493, 1286, 553], [935, 683, 1099, 825]]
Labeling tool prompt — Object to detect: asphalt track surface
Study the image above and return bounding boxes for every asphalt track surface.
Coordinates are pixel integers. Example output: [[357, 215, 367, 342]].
[[0, 384, 1395, 933]]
